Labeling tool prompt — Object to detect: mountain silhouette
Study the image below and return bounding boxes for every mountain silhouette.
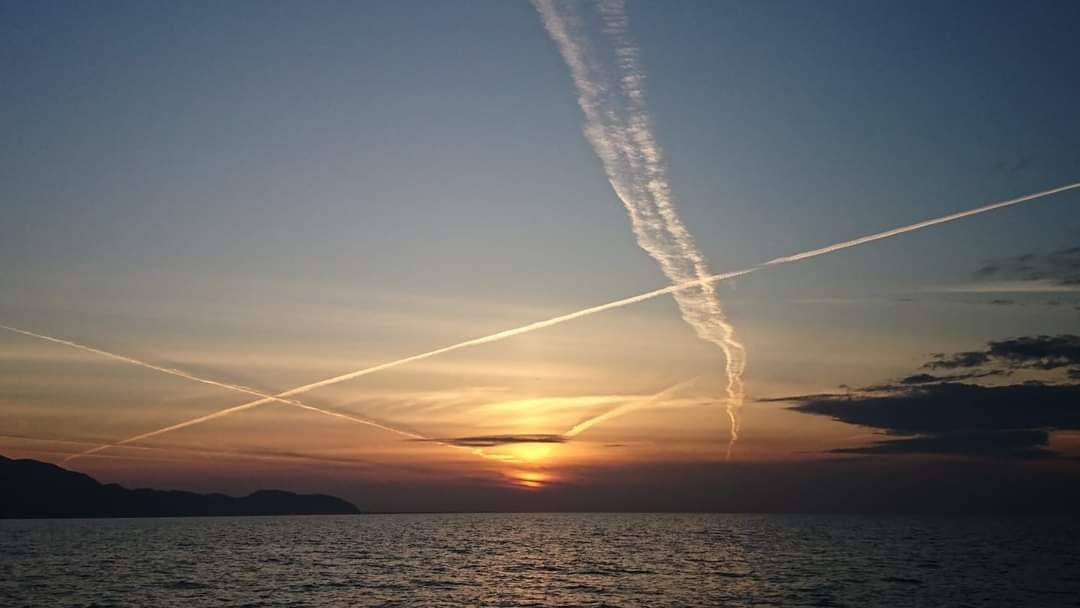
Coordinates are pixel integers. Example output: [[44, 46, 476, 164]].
[[0, 454, 360, 518]]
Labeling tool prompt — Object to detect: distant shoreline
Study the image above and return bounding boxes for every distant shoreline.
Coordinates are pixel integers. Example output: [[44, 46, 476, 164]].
[[0, 455, 360, 519]]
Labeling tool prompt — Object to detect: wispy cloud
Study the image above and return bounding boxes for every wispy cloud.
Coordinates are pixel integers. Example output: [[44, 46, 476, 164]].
[[928, 280, 1080, 294], [976, 245, 1080, 286]]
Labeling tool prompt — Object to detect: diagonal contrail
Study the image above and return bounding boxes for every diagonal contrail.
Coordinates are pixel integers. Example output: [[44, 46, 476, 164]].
[[0, 324, 433, 459], [564, 377, 698, 438], [532, 0, 748, 457], [19, 181, 1079, 461], [0, 326, 548, 464]]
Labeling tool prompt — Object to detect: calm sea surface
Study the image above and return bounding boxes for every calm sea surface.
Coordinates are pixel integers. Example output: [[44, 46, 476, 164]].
[[2, 513, 1078, 607]]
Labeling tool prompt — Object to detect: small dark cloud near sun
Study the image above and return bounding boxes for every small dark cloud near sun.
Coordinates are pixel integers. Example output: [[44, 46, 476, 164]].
[[975, 245, 1080, 286], [416, 434, 566, 448], [758, 392, 849, 403]]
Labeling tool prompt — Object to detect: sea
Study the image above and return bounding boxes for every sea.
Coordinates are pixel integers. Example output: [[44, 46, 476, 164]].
[[2, 513, 1078, 607]]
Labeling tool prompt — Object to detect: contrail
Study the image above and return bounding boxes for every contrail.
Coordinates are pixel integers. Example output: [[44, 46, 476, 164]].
[[30, 181, 1080, 460], [564, 377, 698, 438], [0, 324, 431, 461], [533, 0, 748, 456], [759, 183, 1080, 266]]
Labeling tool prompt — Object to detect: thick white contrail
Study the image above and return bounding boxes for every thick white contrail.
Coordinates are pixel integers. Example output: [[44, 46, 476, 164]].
[[533, 0, 748, 454], [27, 181, 1080, 460]]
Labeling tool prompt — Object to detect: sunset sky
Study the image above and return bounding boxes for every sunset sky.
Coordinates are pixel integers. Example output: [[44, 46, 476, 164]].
[[2, 0, 1079, 512]]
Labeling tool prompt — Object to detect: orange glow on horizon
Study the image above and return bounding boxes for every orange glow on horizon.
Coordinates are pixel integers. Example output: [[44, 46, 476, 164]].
[[508, 470, 553, 490]]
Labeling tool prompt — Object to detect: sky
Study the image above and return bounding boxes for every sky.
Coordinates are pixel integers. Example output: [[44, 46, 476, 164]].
[[2, 0, 1079, 512]]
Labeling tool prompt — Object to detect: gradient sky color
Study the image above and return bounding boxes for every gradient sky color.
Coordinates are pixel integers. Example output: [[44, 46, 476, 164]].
[[2, 0, 1079, 511]]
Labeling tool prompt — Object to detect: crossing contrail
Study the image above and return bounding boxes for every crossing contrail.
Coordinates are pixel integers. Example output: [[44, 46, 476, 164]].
[[533, 0, 748, 456], [17, 181, 1078, 461], [0, 326, 553, 464], [0, 324, 432, 460]]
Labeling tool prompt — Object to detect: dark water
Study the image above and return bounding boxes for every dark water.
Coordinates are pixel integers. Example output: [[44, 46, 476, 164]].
[[2, 513, 1078, 607]]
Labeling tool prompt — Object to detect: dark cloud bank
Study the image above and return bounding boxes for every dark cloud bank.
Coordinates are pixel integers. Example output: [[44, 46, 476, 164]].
[[774, 335, 1080, 460]]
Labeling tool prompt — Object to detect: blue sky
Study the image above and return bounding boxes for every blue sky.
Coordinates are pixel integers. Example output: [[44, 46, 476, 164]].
[[4, 1, 1078, 301]]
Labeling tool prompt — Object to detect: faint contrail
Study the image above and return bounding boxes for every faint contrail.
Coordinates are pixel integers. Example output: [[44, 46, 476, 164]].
[[532, 0, 748, 455], [564, 377, 698, 438], [31, 181, 1080, 459]]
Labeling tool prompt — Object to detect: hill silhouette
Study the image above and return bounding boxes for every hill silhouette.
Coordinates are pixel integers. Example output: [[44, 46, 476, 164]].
[[0, 454, 360, 518]]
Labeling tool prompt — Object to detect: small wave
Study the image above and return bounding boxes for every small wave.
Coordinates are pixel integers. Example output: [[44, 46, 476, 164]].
[[881, 576, 923, 585], [162, 580, 210, 590]]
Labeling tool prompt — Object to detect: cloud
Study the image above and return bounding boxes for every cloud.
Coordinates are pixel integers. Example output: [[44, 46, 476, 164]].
[[933, 280, 1080, 293], [773, 336, 1080, 460], [830, 430, 1055, 459], [924, 335, 1080, 372], [987, 335, 1080, 369], [989, 299, 1015, 306], [757, 392, 849, 403], [925, 351, 992, 369], [789, 382, 1080, 436], [975, 246, 1080, 286], [895, 370, 1007, 385], [416, 434, 566, 448]]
